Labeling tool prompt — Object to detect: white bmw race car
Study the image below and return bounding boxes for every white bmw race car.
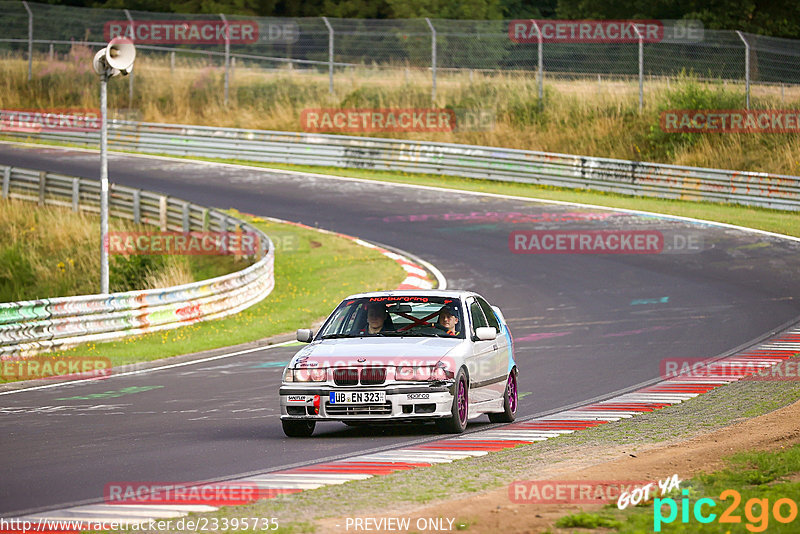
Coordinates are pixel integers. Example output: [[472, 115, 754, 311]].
[[279, 290, 518, 437]]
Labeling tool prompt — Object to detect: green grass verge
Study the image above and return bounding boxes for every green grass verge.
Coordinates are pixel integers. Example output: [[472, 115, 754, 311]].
[[0, 213, 405, 381], [556, 443, 800, 532]]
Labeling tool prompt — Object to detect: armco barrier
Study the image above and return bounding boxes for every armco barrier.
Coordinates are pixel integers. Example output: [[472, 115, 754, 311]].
[[3, 120, 799, 210], [0, 164, 274, 359]]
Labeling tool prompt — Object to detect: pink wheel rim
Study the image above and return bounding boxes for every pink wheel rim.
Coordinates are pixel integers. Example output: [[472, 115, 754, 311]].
[[457, 379, 467, 423], [507, 372, 517, 413]]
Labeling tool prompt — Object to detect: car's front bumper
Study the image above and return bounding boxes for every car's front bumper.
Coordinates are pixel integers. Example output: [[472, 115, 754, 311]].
[[279, 382, 454, 421]]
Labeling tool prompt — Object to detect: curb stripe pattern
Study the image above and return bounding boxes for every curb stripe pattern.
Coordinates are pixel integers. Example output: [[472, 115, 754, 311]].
[[15, 326, 800, 526]]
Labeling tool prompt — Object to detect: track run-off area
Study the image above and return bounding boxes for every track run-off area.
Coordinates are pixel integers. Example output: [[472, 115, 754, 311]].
[[1, 142, 800, 520]]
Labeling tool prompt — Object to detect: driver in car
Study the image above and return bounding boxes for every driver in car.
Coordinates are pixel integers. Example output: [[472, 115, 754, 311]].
[[434, 305, 460, 336], [359, 302, 391, 335]]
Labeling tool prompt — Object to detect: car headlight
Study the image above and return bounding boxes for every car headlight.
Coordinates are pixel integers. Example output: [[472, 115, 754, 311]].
[[308, 368, 327, 381], [284, 368, 327, 382], [395, 365, 448, 381]]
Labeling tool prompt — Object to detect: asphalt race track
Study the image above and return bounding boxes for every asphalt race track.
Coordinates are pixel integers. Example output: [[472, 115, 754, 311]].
[[2, 143, 800, 516]]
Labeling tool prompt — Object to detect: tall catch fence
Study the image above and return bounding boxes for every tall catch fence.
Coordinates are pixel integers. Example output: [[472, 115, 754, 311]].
[[2, 2, 800, 106]]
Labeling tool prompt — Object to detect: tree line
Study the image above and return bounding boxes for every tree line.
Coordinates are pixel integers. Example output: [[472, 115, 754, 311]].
[[33, 0, 800, 38]]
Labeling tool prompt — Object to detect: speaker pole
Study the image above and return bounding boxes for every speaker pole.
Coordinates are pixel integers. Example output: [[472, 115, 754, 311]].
[[100, 70, 109, 295], [93, 38, 135, 294]]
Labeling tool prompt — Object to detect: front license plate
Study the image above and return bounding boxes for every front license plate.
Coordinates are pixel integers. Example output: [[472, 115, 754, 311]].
[[329, 391, 386, 404]]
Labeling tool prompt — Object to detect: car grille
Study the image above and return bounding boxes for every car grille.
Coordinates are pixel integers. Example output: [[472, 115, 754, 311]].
[[325, 401, 392, 416], [332, 367, 387, 385], [360, 367, 386, 385], [333, 368, 359, 386]]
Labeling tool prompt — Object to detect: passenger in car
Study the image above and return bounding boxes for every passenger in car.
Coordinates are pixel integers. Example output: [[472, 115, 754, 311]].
[[435, 306, 460, 336]]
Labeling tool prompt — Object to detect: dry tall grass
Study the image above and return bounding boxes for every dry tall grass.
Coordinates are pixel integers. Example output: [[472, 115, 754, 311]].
[[0, 199, 237, 301], [1, 48, 799, 175]]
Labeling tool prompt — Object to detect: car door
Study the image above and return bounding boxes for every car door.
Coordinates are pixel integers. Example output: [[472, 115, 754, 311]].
[[467, 297, 499, 403], [476, 296, 512, 400]]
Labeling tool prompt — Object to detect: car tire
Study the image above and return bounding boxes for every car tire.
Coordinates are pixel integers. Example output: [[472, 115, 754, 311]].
[[436, 368, 469, 434], [282, 419, 315, 437], [489, 368, 518, 423]]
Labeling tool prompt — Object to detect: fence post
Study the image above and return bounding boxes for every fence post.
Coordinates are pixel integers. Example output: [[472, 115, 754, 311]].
[[529, 19, 543, 109], [736, 31, 750, 110], [220, 14, 230, 106], [182, 202, 190, 232], [170, 50, 175, 73], [159, 196, 167, 231], [132, 189, 140, 224], [2, 167, 10, 199], [38, 171, 46, 206], [49, 42, 53, 61], [71, 178, 79, 212], [22, 1, 32, 81], [124, 9, 135, 108], [425, 18, 436, 103], [632, 23, 644, 111], [322, 17, 334, 95]]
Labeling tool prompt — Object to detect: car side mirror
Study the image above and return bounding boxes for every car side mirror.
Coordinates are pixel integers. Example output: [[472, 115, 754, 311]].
[[475, 327, 497, 341], [296, 329, 314, 343]]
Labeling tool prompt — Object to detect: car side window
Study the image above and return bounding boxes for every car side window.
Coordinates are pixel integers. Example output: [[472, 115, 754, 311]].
[[325, 304, 359, 335], [343, 306, 362, 333], [476, 297, 500, 331], [469, 299, 489, 333]]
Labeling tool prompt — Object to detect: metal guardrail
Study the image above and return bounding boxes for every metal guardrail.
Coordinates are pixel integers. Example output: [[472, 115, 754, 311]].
[[0, 164, 274, 358], [3, 120, 799, 211]]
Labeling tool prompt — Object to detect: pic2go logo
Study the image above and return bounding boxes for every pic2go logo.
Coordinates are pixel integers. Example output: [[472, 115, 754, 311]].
[[654, 489, 799, 532]]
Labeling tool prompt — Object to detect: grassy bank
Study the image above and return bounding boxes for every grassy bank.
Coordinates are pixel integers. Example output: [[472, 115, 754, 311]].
[[18, 213, 405, 371], [2, 49, 800, 176], [558, 444, 800, 532], [0, 198, 244, 301]]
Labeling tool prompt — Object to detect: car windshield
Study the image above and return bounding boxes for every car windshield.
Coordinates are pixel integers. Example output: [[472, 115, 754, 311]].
[[318, 296, 466, 339]]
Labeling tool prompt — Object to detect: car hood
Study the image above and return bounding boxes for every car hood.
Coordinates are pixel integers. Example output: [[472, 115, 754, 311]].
[[290, 336, 464, 368]]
